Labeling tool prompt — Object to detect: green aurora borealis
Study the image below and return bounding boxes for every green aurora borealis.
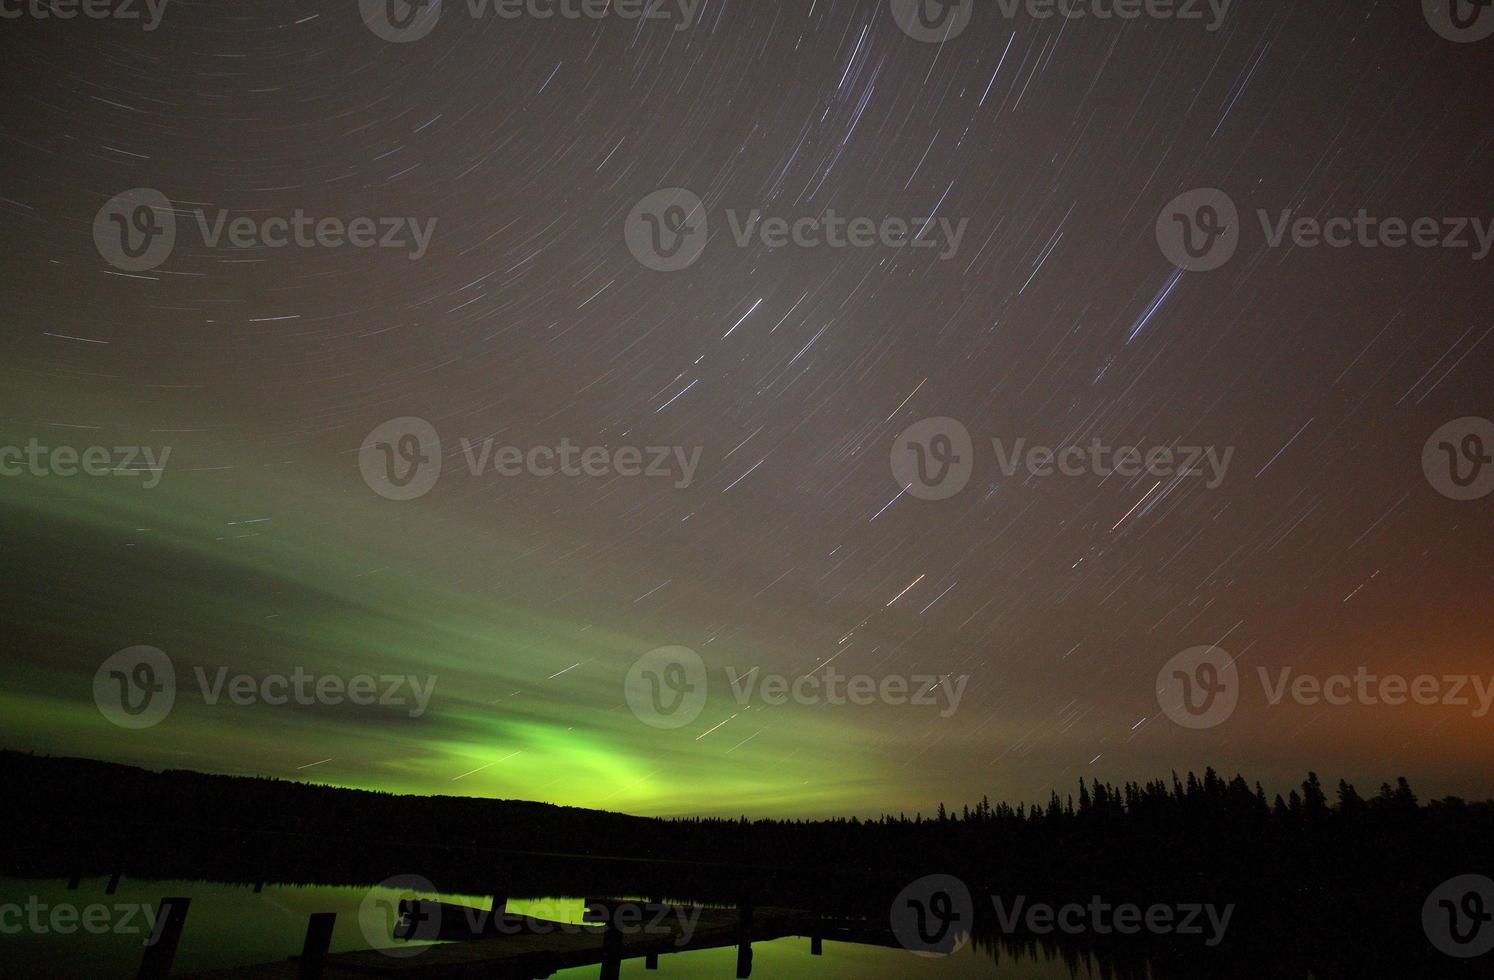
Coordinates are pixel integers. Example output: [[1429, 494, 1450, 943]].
[[1, 427, 906, 816], [5, 403, 1490, 820]]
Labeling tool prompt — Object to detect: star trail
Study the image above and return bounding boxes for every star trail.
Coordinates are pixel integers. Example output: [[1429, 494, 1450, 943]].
[[0, 0, 1490, 820]]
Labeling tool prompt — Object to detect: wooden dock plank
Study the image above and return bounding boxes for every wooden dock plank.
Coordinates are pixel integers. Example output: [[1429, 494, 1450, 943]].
[[181, 905, 836, 979]]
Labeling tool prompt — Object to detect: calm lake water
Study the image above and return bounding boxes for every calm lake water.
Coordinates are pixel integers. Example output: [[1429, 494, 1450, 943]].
[[0, 876, 1120, 978]]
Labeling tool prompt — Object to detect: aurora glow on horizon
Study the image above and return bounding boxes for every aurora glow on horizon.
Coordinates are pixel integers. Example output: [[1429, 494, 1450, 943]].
[[1, 1, 1490, 821]]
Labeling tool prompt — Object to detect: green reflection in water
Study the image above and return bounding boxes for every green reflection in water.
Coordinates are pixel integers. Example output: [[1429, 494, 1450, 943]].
[[1, 878, 1093, 979]]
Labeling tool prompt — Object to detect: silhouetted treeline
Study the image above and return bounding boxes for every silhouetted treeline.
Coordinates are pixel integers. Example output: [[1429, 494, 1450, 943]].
[[4, 752, 1490, 977]]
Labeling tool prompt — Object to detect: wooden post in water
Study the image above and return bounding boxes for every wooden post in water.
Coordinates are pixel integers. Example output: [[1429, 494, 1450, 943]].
[[808, 885, 823, 955], [735, 897, 754, 979], [296, 912, 336, 980], [136, 897, 191, 980], [599, 914, 623, 980], [644, 896, 662, 969]]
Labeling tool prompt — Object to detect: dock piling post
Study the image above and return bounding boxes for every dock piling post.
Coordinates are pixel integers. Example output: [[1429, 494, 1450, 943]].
[[735, 897, 754, 978], [643, 897, 662, 969], [136, 897, 191, 980], [296, 912, 336, 979], [599, 913, 623, 980]]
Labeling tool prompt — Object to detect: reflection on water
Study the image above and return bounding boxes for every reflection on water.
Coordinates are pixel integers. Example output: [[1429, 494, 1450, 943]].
[[0, 877, 480, 978], [549, 938, 1085, 979], [1, 876, 1125, 979]]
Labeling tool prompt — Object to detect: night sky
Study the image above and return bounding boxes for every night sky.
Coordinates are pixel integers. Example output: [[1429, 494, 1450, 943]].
[[1, 0, 1490, 819]]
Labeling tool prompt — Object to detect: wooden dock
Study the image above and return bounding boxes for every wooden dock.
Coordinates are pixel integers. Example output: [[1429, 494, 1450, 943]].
[[177, 898, 892, 979]]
